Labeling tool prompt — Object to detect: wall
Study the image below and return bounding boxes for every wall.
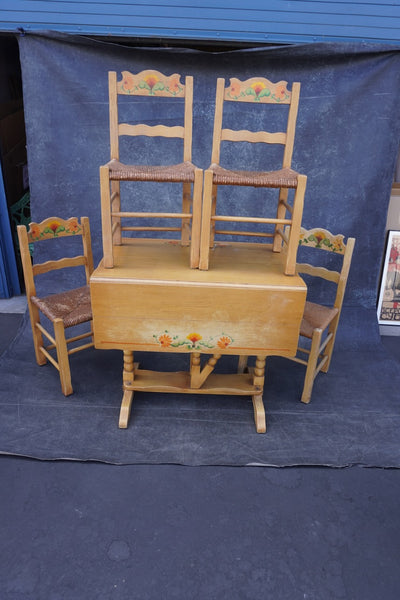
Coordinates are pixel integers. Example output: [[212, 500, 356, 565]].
[[0, 1, 400, 45]]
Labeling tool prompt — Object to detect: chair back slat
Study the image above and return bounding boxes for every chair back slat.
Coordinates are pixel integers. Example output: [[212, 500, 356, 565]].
[[32, 255, 87, 276], [118, 123, 185, 139], [221, 128, 286, 145], [297, 263, 341, 284]]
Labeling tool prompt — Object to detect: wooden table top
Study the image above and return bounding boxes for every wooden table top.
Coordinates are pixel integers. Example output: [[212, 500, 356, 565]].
[[91, 240, 306, 292]]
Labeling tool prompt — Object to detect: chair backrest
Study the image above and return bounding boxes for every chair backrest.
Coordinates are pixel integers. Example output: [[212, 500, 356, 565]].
[[296, 227, 355, 311], [108, 69, 193, 163], [17, 216, 94, 299], [211, 76, 300, 170]]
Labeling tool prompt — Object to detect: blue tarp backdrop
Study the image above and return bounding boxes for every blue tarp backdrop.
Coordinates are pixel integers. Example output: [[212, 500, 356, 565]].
[[0, 32, 399, 466], [17, 32, 400, 308]]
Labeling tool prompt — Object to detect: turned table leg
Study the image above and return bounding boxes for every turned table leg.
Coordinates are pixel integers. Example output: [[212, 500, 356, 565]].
[[252, 355, 266, 434], [119, 350, 135, 429]]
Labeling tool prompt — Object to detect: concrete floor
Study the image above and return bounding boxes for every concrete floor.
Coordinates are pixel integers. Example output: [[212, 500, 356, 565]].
[[1, 305, 400, 599]]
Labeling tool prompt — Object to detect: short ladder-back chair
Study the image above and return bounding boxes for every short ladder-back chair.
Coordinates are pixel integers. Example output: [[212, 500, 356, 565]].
[[238, 227, 355, 403], [17, 217, 94, 396], [100, 70, 203, 269], [199, 76, 307, 275]]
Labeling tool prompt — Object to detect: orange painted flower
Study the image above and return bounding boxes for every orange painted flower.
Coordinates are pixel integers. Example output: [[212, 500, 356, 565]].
[[67, 219, 80, 233], [169, 76, 180, 94], [158, 333, 172, 347], [49, 221, 61, 234], [121, 71, 135, 92], [145, 74, 159, 90], [332, 238, 344, 253], [187, 332, 202, 345], [217, 336, 232, 349], [28, 224, 41, 240], [251, 81, 266, 96], [275, 84, 287, 99], [230, 81, 241, 97], [313, 231, 326, 245]]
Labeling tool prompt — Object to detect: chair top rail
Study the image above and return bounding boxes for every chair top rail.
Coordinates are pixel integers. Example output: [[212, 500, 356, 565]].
[[116, 70, 187, 98], [26, 217, 84, 243], [224, 77, 296, 104], [299, 227, 348, 254]]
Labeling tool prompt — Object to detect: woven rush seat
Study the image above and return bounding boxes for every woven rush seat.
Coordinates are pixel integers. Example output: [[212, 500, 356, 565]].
[[209, 164, 299, 188], [106, 159, 197, 183], [300, 301, 339, 339], [31, 285, 92, 328]]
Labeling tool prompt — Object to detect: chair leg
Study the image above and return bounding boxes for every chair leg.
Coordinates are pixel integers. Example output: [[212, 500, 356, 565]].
[[320, 319, 339, 373], [189, 168, 203, 269], [209, 183, 218, 248], [53, 318, 73, 396], [29, 304, 47, 366], [301, 329, 322, 404], [237, 355, 249, 374], [284, 174, 307, 276], [199, 169, 214, 270], [100, 165, 114, 268], [273, 188, 288, 253], [181, 181, 191, 247]]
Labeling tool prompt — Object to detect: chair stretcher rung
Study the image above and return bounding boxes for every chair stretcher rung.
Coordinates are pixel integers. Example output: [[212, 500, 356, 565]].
[[121, 226, 181, 232], [68, 341, 95, 355], [215, 229, 274, 238], [111, 211, 192, 219], [36, 322, 56, 345], [211, 215, 292, 225], [40, 347, 60, 370], [276, 227, 289, 244], [280, 199, 293, 214]]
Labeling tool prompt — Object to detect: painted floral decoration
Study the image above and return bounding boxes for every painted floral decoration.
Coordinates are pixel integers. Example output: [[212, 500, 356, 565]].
[[119, 71, 183, 96], [28, 218, 82, 242], [153, 331, 234, 350], [227, 79, 289, 103], [299, 230, 345, 253]]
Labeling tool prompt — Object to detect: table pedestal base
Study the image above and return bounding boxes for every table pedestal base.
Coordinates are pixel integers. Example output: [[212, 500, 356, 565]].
[[119, 351, 267, 433]]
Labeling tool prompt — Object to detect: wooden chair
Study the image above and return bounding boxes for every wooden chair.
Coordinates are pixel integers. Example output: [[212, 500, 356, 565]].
[[17, 216, 94, 396], [199, 76, 307, 275], [100, 69, 203, 269], [238, 227, 355, 403]]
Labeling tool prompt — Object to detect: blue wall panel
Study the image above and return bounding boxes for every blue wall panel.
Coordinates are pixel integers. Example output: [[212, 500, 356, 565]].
[[0, 1, 400, 45]]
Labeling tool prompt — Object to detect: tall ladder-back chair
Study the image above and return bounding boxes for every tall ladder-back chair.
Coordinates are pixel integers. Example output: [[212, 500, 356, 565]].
[[199, 76, 307, 275], [17, 217, 94, 396], [239, 227, 355, 404], [100, 70, 203, 269], [291, 227, 355, 403]]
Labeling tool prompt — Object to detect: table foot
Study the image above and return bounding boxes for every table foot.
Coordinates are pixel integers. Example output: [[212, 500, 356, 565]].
[[252, 393, 266, 433], [119, 389, 134, 429]]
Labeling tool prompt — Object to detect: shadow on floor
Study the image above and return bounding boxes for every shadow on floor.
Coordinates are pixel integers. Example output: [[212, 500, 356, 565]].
[[1, 311, 400, 598]]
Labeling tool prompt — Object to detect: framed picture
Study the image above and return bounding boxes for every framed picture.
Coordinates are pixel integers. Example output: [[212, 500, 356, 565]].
[[377, 230, 400, 324]]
